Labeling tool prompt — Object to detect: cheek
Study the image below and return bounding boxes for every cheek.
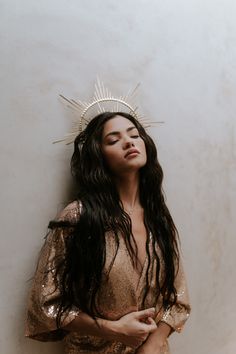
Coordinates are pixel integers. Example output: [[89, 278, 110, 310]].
[[139, 141, 147, 160], [102, 148, 122, 168]]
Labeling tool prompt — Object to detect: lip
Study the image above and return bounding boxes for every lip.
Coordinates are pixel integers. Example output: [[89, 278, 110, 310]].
[[124, 148, 140, 158]]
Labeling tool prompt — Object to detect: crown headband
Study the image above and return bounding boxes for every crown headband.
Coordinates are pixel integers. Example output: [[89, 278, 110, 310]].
[[54, 78, 158, 144]]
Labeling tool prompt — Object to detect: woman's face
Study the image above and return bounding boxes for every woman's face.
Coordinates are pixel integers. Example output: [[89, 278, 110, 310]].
[[101, 115, 147, 176]]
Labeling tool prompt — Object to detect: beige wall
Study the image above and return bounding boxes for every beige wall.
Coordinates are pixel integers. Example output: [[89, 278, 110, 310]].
[[0, 0, 236, 353]]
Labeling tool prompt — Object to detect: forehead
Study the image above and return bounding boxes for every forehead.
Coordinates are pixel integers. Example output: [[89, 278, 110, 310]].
[[102, 116, 136, 135]]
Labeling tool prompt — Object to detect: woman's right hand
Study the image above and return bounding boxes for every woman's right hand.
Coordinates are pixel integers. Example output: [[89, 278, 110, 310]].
[[110, 308, 157, 349]]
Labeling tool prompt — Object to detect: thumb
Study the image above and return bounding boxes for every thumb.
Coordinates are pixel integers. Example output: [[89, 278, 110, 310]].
[[146, 317, 157, 332], [145, 316, 156, 325], [139, 317, 157, 333], [135, 308, 156, 320]]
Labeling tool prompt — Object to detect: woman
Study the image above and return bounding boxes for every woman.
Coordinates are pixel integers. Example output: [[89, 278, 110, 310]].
[[25, 111, 190, 354]]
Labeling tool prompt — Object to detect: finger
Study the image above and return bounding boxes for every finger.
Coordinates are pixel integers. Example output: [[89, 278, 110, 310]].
[[145, 316, 154, 324], [140, 319, 157, 333], [147, 319, 157, 333], [135, 308, 156, 320]]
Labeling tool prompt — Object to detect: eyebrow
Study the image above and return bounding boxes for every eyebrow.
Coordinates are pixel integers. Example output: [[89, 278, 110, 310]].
[[104, 126, 137, 139]]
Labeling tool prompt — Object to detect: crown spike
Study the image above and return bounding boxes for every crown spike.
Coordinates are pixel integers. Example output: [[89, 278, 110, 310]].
[[94, 88, 103, 112], [70, 99, 86, 110], [101, 82, 106, 98], [97, 78, 103, 96], [96, 78, 103, 99], [129, 83, 140, 98], [94, 82, 101, 100]]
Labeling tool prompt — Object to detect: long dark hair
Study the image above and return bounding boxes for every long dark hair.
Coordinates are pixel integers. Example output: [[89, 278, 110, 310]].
[[48, 112, 180, 326]]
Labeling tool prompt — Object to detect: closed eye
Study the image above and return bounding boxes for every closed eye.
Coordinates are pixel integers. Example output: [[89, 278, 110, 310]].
[[107, 140, 119, 145]]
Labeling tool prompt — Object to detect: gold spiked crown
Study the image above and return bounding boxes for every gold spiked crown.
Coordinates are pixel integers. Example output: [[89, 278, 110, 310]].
[[54, 78, 160, 144]]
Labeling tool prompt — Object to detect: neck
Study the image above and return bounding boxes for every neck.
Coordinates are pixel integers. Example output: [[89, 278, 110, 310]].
[[115, 172, 141, 210]]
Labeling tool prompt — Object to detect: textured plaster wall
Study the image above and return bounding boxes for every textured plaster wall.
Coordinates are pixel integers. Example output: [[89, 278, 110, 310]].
[[0, 0, 236, 353]]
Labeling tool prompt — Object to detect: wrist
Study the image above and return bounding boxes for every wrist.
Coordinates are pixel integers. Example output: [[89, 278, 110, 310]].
[[98, 318, 120, 341], [157, 321, 171, 339], [147, 330, 165, 348], [146, 323, 170, 348]]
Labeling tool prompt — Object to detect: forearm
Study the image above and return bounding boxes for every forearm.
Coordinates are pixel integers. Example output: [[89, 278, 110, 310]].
[[64, 311, 116, 340], [63, 308, 158, 349]]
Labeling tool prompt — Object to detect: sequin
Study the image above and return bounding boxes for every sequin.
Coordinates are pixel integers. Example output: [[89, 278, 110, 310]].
[[177, 289, 185, 297], [25, 201, 191, 353], [47, 305, 57, 316]]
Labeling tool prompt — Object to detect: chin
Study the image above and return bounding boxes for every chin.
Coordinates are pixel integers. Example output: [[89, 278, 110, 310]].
[[126, 161, 146, 172]]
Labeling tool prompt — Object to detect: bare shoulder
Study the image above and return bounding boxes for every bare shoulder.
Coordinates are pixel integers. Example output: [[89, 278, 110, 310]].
[[56, 200, 82, 223]]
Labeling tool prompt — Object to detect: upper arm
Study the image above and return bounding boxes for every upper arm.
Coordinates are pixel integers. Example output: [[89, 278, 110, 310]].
[[25, 201, 82, 341]]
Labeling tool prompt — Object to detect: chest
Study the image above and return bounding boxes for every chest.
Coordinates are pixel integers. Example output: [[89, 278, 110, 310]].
[[129, 210, 147, 270]]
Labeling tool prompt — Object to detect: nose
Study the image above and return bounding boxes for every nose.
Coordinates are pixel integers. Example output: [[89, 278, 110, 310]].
[[122, 136, 134, 150]]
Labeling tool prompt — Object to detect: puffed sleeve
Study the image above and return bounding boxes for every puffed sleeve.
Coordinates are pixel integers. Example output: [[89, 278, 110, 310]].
[[160, 256, 191, 333], [25, 202, 81, 341]]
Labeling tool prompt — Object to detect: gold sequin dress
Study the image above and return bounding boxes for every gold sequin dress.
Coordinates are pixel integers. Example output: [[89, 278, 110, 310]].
[[25, 201, 190, 353]]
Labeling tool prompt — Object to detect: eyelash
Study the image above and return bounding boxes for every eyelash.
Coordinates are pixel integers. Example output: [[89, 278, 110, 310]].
[[108, 135, 140, 145]]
